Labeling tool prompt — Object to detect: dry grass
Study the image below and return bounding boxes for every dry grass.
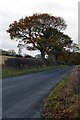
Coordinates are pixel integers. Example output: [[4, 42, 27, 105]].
[[43, 65, 80, 119]]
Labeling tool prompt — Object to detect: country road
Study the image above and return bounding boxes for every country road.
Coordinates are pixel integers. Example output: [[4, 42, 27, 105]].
[[2, 66, 73, 118]]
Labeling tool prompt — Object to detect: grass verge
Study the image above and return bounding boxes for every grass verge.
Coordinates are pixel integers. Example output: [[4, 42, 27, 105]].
[[2, 65, 65, 78], [43, 65, 80, 119]]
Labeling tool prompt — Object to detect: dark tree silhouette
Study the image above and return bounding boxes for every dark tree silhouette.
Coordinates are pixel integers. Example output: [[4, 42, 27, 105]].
[[7, 13, 72, 59]]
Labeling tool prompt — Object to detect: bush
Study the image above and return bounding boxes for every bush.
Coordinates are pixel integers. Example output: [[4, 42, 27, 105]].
[[15, 54, 23, 57], [4, 57, 45, 69]]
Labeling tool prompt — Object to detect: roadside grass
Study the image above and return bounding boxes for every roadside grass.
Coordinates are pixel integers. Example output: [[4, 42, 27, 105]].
[[43, 77, 68, 110], [43, 65, 80, 119], [2, 65, 65, 78]]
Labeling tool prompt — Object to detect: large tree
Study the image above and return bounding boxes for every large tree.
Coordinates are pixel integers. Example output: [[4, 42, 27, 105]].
[[7, 13, 71, 59]]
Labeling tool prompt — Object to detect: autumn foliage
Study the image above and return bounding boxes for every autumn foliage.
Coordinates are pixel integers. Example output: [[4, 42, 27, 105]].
[[7, 13, 72, 60]]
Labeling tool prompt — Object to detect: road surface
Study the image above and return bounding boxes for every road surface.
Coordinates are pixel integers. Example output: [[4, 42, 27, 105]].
[[2, 66, 73, 118]]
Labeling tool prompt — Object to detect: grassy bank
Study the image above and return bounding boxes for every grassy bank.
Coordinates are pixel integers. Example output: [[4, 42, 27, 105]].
[[43, 65, 80, 119], [2, 65, 65, 78]]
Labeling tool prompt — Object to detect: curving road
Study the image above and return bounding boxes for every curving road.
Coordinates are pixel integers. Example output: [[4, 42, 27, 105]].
[[2, 66, 73, 118]]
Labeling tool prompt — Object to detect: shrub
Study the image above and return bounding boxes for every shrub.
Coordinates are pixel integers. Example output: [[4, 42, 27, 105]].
[[4, 57, 45, 69]]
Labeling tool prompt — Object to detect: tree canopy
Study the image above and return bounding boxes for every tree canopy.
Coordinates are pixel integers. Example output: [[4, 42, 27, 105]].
[[7, 13, 72, 59]]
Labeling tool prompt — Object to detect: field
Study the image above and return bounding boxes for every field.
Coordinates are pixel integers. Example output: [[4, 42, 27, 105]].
[[0, 55, 15, 65], [43, 65, 80, 119]]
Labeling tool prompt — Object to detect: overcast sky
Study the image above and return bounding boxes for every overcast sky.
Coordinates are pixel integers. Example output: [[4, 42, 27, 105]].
[[0, 0, 79, 56]]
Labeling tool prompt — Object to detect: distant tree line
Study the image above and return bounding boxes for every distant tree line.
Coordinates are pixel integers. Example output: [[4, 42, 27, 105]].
[[0, 49, 17, 56], [0, 49, 34, 58]]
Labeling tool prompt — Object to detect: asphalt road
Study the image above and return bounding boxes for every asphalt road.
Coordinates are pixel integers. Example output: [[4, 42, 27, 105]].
[[2, 66, 73, 118]]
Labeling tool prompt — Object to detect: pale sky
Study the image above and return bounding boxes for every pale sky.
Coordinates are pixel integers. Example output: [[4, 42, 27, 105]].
[[0, 0, 79, 56]]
